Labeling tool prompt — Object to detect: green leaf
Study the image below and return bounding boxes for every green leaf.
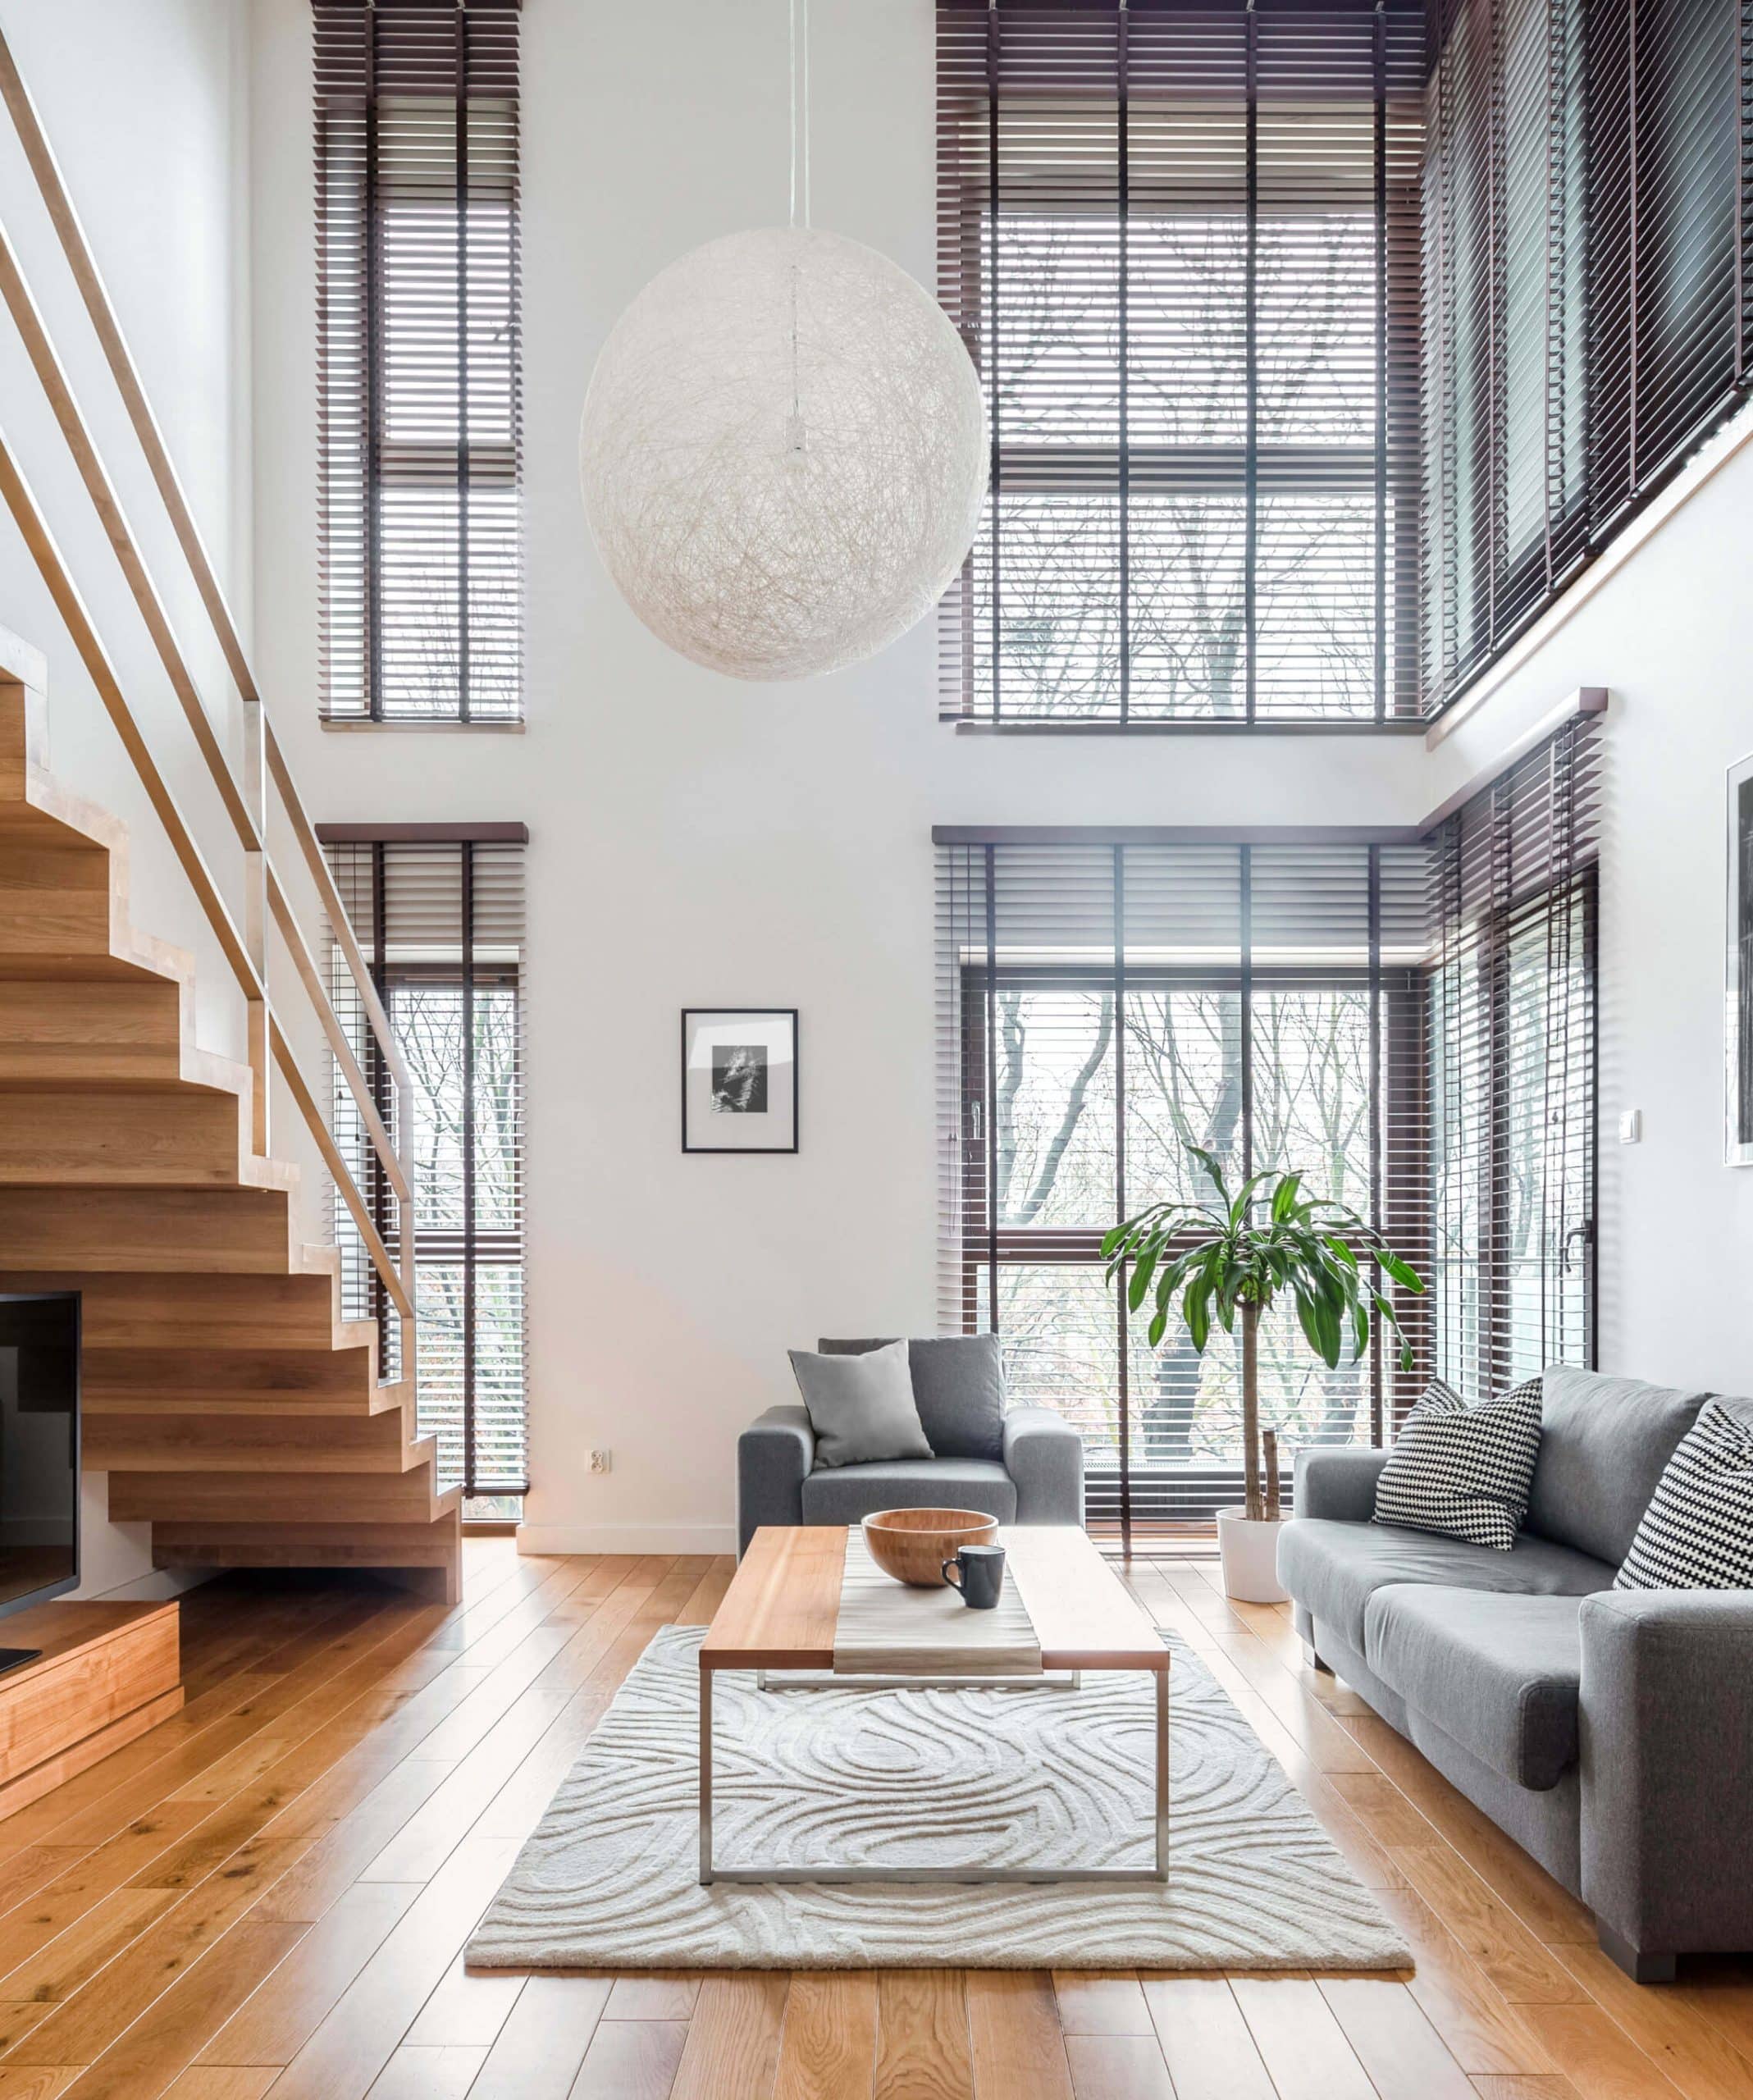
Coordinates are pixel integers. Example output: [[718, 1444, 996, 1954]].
[[1127, 1247, 1158, 1312], [1325, 1235, 1358, 1271], [1271, 1172, 1303, 1222], [1188, 1145, 1230, 1204], [1376, 1249, 1426, 1294], [1184, 1272, 1212, 1353]]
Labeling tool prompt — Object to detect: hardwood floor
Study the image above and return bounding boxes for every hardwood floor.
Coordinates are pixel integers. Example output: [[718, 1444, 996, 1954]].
[[0, 1540, 1747, 2099]]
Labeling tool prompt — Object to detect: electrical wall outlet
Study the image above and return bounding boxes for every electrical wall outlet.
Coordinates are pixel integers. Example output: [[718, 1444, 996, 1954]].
[[589, 1448, 612, 1474]]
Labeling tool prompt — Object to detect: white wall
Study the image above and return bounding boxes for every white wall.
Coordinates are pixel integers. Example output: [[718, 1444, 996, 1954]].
[[249, 0, 1431, 1553], [0, 0, 254, 1595], [1429, 416, 1753, 1399]]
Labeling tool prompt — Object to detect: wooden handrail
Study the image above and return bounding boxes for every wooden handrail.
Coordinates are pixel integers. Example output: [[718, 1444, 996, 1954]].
[[0, 21, 408, 1153], [0, 420, 411, 1320], [0, 20, 415, 1341]]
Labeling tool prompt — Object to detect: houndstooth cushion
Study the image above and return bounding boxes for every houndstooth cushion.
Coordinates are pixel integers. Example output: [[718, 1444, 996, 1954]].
[[1372, 1377, 1544, 1551], [1615, 1399, 1753, 1591]]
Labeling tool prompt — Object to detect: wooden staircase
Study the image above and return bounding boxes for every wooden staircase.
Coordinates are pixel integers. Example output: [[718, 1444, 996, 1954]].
[[0, 671, 462, 1602]]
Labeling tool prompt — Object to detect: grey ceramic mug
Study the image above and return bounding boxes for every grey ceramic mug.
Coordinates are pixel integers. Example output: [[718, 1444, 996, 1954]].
[[941, 1542, 1006, 1609]]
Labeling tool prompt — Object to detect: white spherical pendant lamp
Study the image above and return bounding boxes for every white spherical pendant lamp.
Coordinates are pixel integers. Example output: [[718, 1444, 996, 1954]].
[[580, 225, 988, 682]]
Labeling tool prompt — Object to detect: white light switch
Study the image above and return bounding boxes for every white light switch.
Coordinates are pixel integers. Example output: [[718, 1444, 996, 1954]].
[[1618, 1110, 1642, 1144]]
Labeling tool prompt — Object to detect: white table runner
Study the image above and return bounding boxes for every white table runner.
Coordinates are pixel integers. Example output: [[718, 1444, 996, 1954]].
[[831, 1527, 1043, 1677]]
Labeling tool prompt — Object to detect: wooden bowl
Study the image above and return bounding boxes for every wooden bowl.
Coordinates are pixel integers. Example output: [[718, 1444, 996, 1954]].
[[862, 1507, 1000, 1588]]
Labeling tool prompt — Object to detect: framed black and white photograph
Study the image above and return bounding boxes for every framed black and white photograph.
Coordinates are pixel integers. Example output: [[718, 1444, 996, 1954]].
[[682, 1009, 798, 1153], [1729, 756, 1753, 1166]]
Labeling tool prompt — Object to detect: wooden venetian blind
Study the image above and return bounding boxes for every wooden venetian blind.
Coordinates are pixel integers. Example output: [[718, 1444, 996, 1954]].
[[937, 0, 1426, 726], [1422, 0, 1749, 710], [315, 0, 523, 724], [325, 830, 529, 1500], [934, 829, 1433, 1541], [1422, 714, 1600, 1397]]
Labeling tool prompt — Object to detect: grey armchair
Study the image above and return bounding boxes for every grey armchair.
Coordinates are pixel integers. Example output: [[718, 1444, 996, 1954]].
[[737, 1399, 1084, 1556]]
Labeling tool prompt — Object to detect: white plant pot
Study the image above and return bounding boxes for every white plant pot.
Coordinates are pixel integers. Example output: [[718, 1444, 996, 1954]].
[[1216, 1506, 1289, 1604]]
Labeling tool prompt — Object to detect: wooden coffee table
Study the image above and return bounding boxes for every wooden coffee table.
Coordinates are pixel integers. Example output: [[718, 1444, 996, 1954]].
[[696, 1523, 1170, 1887]]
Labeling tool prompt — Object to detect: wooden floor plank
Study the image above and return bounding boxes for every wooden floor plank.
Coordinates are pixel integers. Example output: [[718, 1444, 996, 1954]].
[[1318, 1977, 1477, 2100], [1229, 1976, 1376, 2100], [159, 2072, 279, 2100], [966, 1973, 1074, 2100], [195, 1880, 422, 2067], [262, 1837, 520, 2100], [1052, 1974, 1154, 2037], [874, 1970, 972, 2100], [465, 1974, 610, 2100], [1139, 1975, 1275, 2100], [603, 1975, 704, 2021], [1062, 2034, 1175, 2100], [1548, 1944, 1753, 2100], [45, 1920, 306, 2100], [774, 1971, 879, 2100], [360, 2044, 486, 2098], [669, 1974, 789, 2100], [570, 2016, 689, 2100]]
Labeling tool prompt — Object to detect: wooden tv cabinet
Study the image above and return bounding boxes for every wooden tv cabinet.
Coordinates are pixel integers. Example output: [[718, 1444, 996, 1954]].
[[0, 1599, 182, 1822]]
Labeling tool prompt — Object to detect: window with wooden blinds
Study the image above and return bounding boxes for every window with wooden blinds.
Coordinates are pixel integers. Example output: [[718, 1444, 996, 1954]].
[[322, 829, 528, 1504], [935, 830, 1434, 1541], [936, 737, 1598, 1540], [1422, 0, 1751, 710], [315, 1, 523, 724], [1423, 714, 1600, 1396], [936, 0, 1427, 726]]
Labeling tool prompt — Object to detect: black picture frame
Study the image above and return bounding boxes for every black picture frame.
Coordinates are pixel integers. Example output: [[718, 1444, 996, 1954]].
[[680, 1008, 800, 1154]]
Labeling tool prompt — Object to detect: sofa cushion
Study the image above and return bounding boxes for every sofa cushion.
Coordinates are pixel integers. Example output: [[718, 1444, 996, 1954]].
[[1617, 1396, 1753, 1591], [788, 1343, 933, 1468], [1364, 1586, 1582, 1789], [1372, 1378, 1543, 1550], [800, 1456, 1017, 1527], [1527, 1367, 1708, 1566], [1278, 1516, 1613, 1655], [818, 1335, 1007, 1461]]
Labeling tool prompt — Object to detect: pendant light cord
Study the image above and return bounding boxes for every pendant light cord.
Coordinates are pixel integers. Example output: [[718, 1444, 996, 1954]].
[[789, 0, 811, 231]]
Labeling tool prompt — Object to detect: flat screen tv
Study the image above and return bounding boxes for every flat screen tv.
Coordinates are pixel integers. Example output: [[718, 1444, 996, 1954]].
[[0, 1293, 80, 1662]]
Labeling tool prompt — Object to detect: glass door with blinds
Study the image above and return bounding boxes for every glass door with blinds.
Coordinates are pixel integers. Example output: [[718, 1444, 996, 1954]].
[[938, 838, 1434, 1540], [324, 830, 528, 1515]]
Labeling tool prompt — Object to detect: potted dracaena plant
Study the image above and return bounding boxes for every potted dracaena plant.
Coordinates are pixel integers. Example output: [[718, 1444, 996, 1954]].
[[1102, 1144, 1426, 1602]]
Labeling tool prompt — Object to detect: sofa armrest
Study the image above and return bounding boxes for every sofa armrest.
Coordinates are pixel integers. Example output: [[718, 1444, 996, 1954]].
[[737, 1404, 815, 1557], [1003, 1405, 1084, 1527], [1294, 1445, 1390, 1522], [1579, 1589, 1753, 1964]]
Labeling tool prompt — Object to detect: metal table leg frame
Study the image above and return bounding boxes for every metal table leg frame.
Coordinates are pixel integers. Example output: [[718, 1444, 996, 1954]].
[[701, 1662, 1170, 1887]]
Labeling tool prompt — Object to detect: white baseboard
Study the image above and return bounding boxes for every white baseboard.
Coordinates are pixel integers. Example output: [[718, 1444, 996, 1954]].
[[517, 1522, 738, 1557]]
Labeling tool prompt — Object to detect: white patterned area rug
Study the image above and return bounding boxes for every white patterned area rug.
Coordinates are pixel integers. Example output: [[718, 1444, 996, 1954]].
[[466, 1625, 1409, 1972]]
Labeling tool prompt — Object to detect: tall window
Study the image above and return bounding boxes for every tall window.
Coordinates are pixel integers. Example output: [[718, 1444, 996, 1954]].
[[1422, 0, 1748, 709], [325, 830, 528, 1515], [1425, 716, 1600, 1391], [937, 837, 1433, 1541], [938, 723, 1598, 1541], [936, 0, 1427, 725], [315, 0, 523, 724]]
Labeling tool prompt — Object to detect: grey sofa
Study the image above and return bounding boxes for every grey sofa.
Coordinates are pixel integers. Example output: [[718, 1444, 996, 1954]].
[[737, 1335, 1084, 1555], [1279, 1366, 1753, 1982]]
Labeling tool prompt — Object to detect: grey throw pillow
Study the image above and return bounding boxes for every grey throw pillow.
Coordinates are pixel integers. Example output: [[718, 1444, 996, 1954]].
[[817, 1334, 1007, 1460], [789, 1340, 933, 1469]]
